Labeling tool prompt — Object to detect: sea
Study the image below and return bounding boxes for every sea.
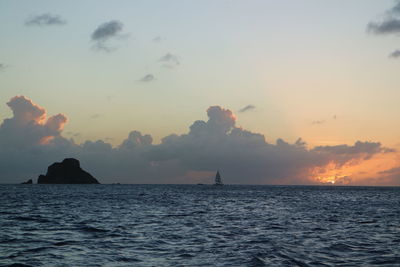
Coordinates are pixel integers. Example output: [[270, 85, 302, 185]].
[[0, 185, 399, 267]]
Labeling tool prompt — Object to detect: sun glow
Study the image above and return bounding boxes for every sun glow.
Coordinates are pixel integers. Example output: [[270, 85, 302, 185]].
[[310, 162, 353, 185]]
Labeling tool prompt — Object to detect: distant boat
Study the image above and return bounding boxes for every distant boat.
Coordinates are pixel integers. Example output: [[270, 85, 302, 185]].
[[214, 171, 223, 186]]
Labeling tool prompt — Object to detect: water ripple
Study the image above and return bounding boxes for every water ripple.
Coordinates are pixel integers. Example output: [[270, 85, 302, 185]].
[[0, 185, 399, 266]]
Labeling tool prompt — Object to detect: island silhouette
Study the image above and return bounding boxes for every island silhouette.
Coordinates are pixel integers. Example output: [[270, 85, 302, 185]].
[[37, 158, 100, 184]]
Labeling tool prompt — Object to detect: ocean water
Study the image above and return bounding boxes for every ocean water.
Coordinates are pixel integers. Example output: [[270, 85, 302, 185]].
[[0, 185, 399, 267]]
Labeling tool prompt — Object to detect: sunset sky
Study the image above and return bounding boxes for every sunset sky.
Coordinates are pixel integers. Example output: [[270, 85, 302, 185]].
[[0, 0, 399, 185]]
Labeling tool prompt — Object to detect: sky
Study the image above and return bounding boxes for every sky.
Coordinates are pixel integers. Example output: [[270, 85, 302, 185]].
[[0, 0, 399, 185]]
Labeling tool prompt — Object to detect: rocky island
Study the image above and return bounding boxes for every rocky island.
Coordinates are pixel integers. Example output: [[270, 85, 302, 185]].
[[38, 158, 100, 184]]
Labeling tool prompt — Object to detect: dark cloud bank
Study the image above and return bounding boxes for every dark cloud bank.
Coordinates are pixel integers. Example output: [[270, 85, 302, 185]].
[[0, 96, 395, 185]]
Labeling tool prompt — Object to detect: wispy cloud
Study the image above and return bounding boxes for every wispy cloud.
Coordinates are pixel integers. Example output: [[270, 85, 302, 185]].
[[379, 166, 400, 175], [152, 36, 164, 43], [239, 105, 256, 113], [158, 53, 180, 68], [139, 74, 156, 82], [66, 131, 81, 137], [0, 63, 8, 72], [25, 14, 66, 26], [91, 20, 125, 52], [377, 166, 400, 185], [106, 95, 116, 101], [312, 120, 325, 125], [90, 114, 101, 119]]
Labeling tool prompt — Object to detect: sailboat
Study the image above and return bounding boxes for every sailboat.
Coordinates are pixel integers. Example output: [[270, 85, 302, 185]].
[[214, 170, 223, 186]]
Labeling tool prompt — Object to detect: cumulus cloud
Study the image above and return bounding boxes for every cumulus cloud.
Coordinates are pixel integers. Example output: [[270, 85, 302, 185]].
[[91, 20, 125, 52], [120, 131, 153, 150], [0, 96, 67, 149], [149, 106, 392, 184], [25, 14, 66, 26], [139, 74, 156, 82], [389, 50, 400, 58], [159, 53, 180, 68], [239, 105, 256, 113], [0, 96, 395, 185]]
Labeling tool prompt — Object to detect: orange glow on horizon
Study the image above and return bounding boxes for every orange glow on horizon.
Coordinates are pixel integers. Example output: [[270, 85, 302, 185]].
[[310, 161, 353, 185], [308, 152, 400, 186]]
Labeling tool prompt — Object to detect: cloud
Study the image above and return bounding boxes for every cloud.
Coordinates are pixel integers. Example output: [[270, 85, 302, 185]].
[[90, 114, 101, 119], [379, 166, 400, 175], [311, 120, 325, 125], [91, 21, 123, 41], [159, 53, 180, 68], [139, 74, 156, 82], [106, 94, 116, 101], [388, 1, 400, 15], [66, 131, 81, 137], [311, 141, 389, 164], [0, 96, 395, 185], [120, 131, 153, 150], [367, 1, 400, 35], [239, 105, 256, 113], [149, 106, 392, 184], [389, 50, 400, 58], [152, 36, 163, 43], [374, 166, 400, 185], [25, 14, 66, 26], [0, 64, 8, 71], [368, 2, 400, 57], [91, 20, 124, 52], [0, 96, 67, 149], [368, 19, 400, 35]]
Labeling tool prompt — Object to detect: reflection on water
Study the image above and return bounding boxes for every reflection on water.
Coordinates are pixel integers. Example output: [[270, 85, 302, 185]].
[[0, 185, 399, 266]]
